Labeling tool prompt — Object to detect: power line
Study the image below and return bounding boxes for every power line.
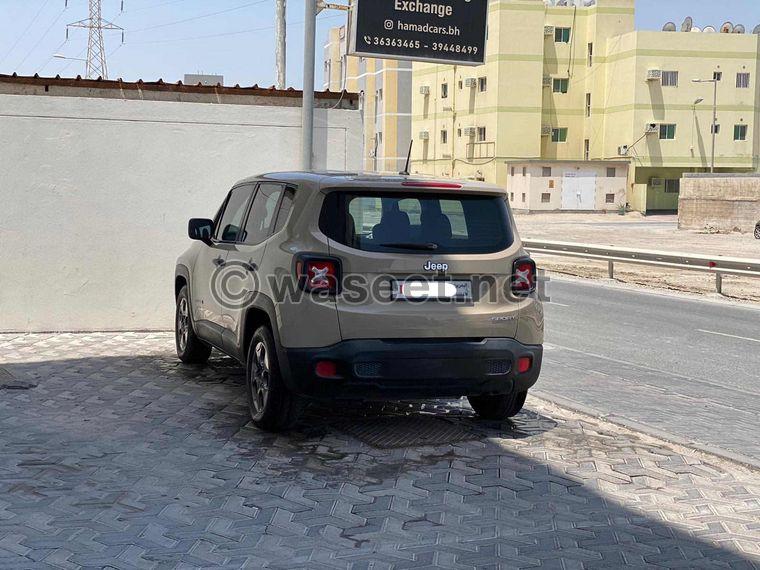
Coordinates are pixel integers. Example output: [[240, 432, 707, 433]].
[[0, 0, 54, 67], [129, 13, 345, 45], [16, 6, 68, 72], [129, 0, 272, 34]]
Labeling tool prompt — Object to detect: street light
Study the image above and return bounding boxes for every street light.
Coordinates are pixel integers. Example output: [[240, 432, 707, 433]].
[[692, 78, 718, 173]]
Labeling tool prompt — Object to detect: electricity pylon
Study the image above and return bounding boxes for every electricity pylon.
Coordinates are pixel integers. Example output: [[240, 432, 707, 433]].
[[67, 0, 123, 79]]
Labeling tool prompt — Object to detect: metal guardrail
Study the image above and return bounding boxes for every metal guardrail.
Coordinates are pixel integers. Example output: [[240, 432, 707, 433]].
[[523, 240, 760, 295]]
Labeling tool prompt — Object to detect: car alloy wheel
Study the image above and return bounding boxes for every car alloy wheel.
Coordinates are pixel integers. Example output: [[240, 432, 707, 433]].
[[176, 297, 190, 352], [755, 224, 760, 240], [250, 341, 271, 416]]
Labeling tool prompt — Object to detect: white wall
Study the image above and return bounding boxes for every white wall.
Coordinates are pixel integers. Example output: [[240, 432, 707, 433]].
[[0, 94, 362, 332]]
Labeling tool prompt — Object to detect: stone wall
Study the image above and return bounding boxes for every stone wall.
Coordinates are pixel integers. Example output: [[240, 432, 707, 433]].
[[679, 174, 760, 233]]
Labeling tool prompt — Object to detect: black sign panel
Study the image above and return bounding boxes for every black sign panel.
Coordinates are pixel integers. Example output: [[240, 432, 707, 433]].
[[349, 0, 488, 66]]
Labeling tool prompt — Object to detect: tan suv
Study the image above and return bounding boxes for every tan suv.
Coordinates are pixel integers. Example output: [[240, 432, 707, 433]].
[[175, 172, 544, 431]]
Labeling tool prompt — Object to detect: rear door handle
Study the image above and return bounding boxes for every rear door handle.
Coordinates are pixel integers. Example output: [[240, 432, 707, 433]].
[[212, 256, 226, 267]]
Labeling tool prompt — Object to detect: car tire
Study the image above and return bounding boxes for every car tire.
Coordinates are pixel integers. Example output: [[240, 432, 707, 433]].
[[176, 286, 212, 364], [755, 223, 760, 240], [468, 390, 528, 421], [246, 326, 303, 432]]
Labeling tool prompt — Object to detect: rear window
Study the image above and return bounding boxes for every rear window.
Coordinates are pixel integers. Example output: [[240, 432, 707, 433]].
[[319, 191, 513, 254]]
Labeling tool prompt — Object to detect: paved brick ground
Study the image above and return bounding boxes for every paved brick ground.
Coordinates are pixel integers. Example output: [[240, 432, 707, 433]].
[[0, 333, 759, 569]]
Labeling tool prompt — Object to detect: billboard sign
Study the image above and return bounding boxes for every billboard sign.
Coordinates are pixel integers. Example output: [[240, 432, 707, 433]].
[[348, 0, 489, 66]]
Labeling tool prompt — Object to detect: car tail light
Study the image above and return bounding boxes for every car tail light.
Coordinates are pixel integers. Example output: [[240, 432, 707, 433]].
[[296, 256, 341, 294], [511, 257, 536, 296], [315, 360, 340, 379], [401, 181, 462, 189], [517, 356, 532, 374]]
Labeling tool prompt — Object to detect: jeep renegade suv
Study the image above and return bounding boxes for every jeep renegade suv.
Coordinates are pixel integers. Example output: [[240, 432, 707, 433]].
[[175, 172, 544, 431]]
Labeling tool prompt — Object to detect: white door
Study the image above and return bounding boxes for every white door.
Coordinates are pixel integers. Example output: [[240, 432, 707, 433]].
[[562, 171, 597, 210]]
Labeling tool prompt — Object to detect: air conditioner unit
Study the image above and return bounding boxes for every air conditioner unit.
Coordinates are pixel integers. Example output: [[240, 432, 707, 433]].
[[442, 105, 453, 112], [419, 131, 430, 140], [644, 122, 659, 134], [646, 69, 662, 81], [542, 75, 553, 87], [617, 145, 629, 156], [463, 127, 477, 137], [541, 125, 553, 136], [464, 78, 477, 88], [650, 177, 665, 188], [544, 25, 555, 36], [419, 85, 430, 96]]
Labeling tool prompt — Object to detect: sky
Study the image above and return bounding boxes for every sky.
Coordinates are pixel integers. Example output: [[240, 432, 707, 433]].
[[1, 0, 760, 89]]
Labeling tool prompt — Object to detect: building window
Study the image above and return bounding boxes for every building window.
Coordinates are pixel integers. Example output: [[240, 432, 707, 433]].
[[713, 71, 723, 81], [510, 192, 515, 201], [661, 71, 679, 87], [542, 167, 552, 177], [552, 128, 568, 143], [734, 124, 748, 141], [555, 27, 571, 43], [458, 80, 463, 89], [457, 128, 462, 138], [605, 193, 616, 204], [477, 126, 487, 142], [587, 42, 593, 67], [522, 193, 527, 202], [585, 93, 592, 117], [441, 83, 448, 99], [549, 179, 555, 189], [659, 124, 676, 140], [553, 78, 569, 93], [584, 139, 590, 160], [664, 179, 680, 194], [441, 130, 448, 144], [510, 166, 515, 176], [711, 123, 721, 135], [522, 167, 527, 176], [606, 167, 617, 178], [541, 193, 551, 203], [478, 77, 487, 92], [737, 72, 750, 88]]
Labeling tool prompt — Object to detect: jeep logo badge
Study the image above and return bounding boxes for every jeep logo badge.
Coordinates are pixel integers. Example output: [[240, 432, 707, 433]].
[[423, 261, 448, 272]]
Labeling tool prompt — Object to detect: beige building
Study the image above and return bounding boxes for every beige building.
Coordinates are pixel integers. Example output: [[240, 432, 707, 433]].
[[411, 0, 760, 213], [323, 26, 412, 173]]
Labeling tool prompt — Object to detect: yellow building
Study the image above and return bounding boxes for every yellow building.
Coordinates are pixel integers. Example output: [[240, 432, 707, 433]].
[[323, 26, 412, 173], [411, 0, 760, 213]]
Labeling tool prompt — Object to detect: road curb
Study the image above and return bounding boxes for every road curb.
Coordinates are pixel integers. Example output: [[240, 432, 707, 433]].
[[531, 390, 760, 473]]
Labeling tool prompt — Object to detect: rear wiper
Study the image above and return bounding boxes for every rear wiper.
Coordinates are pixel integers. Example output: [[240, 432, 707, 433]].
[[379, 242, 439, 251]]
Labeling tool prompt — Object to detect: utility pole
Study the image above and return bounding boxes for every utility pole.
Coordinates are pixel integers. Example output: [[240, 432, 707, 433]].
[[275, 0, 286, 89], [301, 0, 317, 170], [67, 0, 124, 80], [301, 0, 350, 170], [692, 77, 718, 173]]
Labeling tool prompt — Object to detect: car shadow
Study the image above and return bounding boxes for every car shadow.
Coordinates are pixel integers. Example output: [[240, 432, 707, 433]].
[[0, 351, 756, 568]]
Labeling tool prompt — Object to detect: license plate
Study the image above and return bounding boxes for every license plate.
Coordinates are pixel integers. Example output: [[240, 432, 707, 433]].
[[393, 280, 472, 301]]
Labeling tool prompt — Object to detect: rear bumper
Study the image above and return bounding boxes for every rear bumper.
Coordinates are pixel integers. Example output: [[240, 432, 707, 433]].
[[278, 338, 543, 400]]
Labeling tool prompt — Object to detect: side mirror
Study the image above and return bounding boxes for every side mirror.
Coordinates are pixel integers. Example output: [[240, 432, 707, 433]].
[[188, 218, 214, 245]]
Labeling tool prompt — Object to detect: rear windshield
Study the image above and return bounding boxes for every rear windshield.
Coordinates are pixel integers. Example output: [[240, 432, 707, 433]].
[[319, 191, 513, 254]]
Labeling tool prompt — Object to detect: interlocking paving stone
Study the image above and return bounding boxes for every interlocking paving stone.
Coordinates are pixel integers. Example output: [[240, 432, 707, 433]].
[[0, 332, 758, 569]]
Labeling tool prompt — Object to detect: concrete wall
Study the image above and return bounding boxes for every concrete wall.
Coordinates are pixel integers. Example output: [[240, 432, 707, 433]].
[[506, 161, 628, 212], [679, 174, 760, 233], [0, 94, 362, 332]]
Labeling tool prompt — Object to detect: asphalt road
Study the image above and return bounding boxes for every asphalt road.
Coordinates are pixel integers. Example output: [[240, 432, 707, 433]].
[[537, 277, 760, 463]]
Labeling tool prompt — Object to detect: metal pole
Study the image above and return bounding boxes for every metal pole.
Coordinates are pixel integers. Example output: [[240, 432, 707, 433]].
[[301, 0, 316, 170], [275, 0, 286, 90], [711, 79, 717, 173]]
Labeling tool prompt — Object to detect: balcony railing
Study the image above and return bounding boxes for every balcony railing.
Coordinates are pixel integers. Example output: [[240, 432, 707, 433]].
[[466, 141, 495, 160]]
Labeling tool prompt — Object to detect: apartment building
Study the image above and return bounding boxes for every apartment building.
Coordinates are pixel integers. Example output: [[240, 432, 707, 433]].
[[323, 26, 412, 173], [411, 0, 760, 213]]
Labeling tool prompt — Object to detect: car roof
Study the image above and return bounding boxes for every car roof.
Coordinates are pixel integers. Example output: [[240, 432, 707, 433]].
[[235, 171, 506, 195]]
